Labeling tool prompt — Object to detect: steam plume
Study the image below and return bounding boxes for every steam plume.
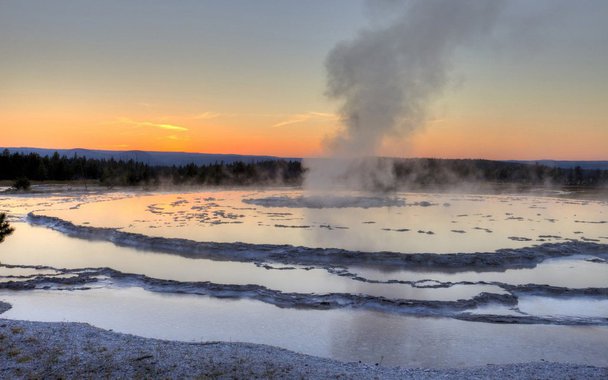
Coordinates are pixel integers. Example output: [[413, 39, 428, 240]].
[[305, 0, 505, 191]]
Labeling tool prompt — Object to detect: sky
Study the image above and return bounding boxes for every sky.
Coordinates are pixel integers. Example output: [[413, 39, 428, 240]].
[[1, 0, 607, 160]]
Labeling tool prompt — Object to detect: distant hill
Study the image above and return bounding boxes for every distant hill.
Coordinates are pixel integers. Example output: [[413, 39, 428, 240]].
[[509, 160, 608, 171], [2, 147, 301, 166]]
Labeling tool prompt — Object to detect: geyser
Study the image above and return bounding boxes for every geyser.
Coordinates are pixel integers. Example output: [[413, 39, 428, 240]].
[[304, 0, 505, 191]]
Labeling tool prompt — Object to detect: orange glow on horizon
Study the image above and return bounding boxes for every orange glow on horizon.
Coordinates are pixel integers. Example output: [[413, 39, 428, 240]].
[[2, 1, 607, 162], [2, 101, 606, 160]]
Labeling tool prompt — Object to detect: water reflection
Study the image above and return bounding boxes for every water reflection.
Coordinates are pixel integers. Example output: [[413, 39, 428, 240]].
[[349, 258, 608, 289], [34, 189, 608, 254], [0, 224, 503, 301], [1, 288, 607, 368], [0, 189, 607, 368]]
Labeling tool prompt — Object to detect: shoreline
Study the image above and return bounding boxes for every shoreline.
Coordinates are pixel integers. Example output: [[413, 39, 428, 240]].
[[1, 303, 607, 379]]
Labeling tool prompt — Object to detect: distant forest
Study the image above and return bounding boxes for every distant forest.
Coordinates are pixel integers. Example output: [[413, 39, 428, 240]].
[[391, 158, 608, 188], [1, 150, 607, 188], [0, 150, 302, 187]]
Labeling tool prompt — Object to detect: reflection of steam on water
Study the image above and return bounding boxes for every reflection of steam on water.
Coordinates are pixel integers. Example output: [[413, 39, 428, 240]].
[[243, 194, 405, 209], [306, 0, 505, 191]]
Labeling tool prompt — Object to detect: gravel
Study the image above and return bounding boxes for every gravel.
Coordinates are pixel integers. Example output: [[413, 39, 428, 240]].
[[1, 304, 606, 379]]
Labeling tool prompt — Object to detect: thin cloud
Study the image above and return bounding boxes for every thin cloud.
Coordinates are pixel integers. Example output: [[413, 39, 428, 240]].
[[117, 117, 188, 132], [147, 123, 188, 131], [273, 112, 340, 128]]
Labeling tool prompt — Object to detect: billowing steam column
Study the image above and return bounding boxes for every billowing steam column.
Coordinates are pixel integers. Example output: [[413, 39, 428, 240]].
[[304, 0, 505, 192]]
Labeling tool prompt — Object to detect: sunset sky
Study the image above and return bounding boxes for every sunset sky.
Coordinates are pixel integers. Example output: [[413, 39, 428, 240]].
[[1, 0, 607, 160]]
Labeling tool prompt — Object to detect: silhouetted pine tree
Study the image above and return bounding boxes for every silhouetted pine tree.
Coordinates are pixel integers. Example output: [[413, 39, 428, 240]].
[[0, 213, 14, 243]]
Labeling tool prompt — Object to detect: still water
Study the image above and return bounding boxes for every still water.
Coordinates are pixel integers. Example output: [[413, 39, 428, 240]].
[[2, 288, 608, 368], [38, 189, 608, 253], [1, 187, 607, 368]]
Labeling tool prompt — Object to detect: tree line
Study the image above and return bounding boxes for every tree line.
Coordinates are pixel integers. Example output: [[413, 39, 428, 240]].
[[391, 158, 608, 188], [0, 150, 607, 188], [0, 150, 302, 187]]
